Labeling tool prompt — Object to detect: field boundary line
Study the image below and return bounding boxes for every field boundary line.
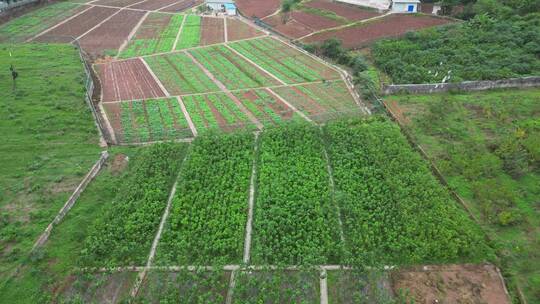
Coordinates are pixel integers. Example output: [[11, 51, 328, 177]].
[[94, 62, 119, 144], [223, 17, 228, 42], [267, 88, 313, 123], [140, 57, 170, 96], [224, 44, 287, 85], [130, 153, 189, 298], [225, 269, 237, 304], [184, 51, 264, 129], [116, 10, 149, 59], [158, 0, 189, 11], [26, 5, 95, 42], [76, 8, 122, 40], [242, 131, 260, 264], [116, 137, 194, 146], [32, 151, 109, 251], [320, 269, 328, 304], [172, 13, 187, 51], [126, 0, 151, 9], [176, 96, 198, 137]]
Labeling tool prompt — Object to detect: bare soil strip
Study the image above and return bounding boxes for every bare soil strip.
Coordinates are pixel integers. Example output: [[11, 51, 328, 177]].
[[177, 96, 198, 136], [200, 16, 225, 45], [141, 57, 171, 96], [116, 11, 150, 57], [267, 88, 313, 123], [130, 0, 182, 11], [224, 17, 228, 42], [320, 269, 328, 304], [27, 5, 95, 42], [76, 7, 122, 40], [242, 132, 260, 264]]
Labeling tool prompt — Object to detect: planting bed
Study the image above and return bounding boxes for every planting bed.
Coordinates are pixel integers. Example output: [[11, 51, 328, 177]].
[[304, 0, 381, 21], [230, 37, 340, 84], [0, 2, 86, 42], [156, 133, 254, 265], [120, 13, 184, 58], [263, 15, 313, 39], [130, 0, 184, 10], [200, 16, 225, 45], [34, 6, 118, 43], [175, 14, 201, 50], [103, 98, 193, 143], [59, 272, 137, 303], [181, 93, 255, 132], [226, 18, 264, 42], [145, 52, 219, 95], [92, 0, 145, 7], [272, 81, 357, 121], [233, 89, 303, 125], [97, 58, 166, 102], [235, 0, 281, 18], [291, 10, 342, 30], [190, 45, 280, 90], [79, 9, 146, 56], [302, 14, 452, 48], [159, 0, 203, 13]]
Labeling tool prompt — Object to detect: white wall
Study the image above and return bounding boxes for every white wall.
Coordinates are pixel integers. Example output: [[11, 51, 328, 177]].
[[336, 0, 391, 10], [392, 2, 418, 12]]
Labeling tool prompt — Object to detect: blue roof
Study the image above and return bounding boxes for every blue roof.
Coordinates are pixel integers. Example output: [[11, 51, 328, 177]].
[[224, 3, 236, 9]]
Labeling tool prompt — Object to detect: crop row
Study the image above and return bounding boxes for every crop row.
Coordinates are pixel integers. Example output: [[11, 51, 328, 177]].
[[0, 2, 82, 42], [145, 52, 219, 95], [176, 15, 201, 50], [233, 89, 303, 126], [120, 13, 184, 58], [80, 143, 188, 266], [156, 132, 255, 265], [190, 45, 278, 90]]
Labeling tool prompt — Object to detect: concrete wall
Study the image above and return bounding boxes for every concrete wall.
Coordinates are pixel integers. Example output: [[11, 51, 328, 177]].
[[392, 2, 418, 12], [382, 76, 540, 95], [0, 0, 39, 12]]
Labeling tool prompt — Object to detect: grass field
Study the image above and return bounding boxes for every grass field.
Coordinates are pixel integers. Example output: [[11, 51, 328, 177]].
[[385, 89, 540, 302], [0, 43, 100, 288]]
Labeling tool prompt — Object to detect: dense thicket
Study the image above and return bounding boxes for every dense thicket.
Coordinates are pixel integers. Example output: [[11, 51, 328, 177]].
[[324, 118, 491, 265], [80, 144, 186, 266], [372, 14, 540, 84]]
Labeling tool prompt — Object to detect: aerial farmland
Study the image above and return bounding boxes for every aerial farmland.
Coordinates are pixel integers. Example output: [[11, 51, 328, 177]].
[[0, 0, 538, 303]]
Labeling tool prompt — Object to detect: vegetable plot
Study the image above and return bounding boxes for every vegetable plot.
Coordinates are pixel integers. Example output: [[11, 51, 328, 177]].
[[176, 15, 201, 50], [80, 143, 187, 266], [182, 93, 255, 132], [229, 37, 339, 84], [145, 52, 219, 95], [156, 133, 255, 265], [323, 118, 490, 266], [190, 45, 279, 90], [233, 89, 304, 125], [252, 124, 342, 265], [119, 13, 184, 58]]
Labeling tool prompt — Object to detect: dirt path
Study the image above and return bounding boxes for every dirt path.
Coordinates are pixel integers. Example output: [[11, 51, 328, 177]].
[[177, 96, 198, 136], [243, 132, 259, 264], [224, 44, 286, 85], [172, 13, 187, 50], [116, 11, 149, 57], [141, 57, 170, 96], [320, 269, 328, 304], [267, 88, 313, 123]]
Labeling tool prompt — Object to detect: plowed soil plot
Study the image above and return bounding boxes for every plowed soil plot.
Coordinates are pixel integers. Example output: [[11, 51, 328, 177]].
[[131, 0, 182, 11], [391, 264, 510, 304], [263, 15, 312, 39], [201, 17, 224, 45], [302, 14, 453, 48], [226, 19, 264, 41], [97, 58, 166, 102], [159, 0, 202, 13], [79, 9, 146, 56], [236, 0, 280, 18], [291, 11, 341, 30], [92, 0, 144, 7], [305, 0, 381, 21], [35, 6, 118, 43]]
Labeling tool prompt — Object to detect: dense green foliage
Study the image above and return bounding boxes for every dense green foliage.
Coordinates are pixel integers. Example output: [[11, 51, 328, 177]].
[[324, 118, 491, 265], [157, 133, 254, 265], [80, 144, 186, 266], [387, 89, 540, 301], [176, 15, 201, 50], [0, 43, 99, 282], [372, 14, 540, 83], [252, 124, 342, 265]]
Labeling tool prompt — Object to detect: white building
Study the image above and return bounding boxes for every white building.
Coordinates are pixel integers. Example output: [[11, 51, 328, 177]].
[[336, 0, 391, 11], [392, 0, 420, 12], [206, 0, 237, 15]]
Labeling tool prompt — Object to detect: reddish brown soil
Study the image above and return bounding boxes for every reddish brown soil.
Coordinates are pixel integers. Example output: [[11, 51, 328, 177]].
[[200, 17, 225, 45], [236, 0, 281, 18], [226, 18, 264, 41], [159, 0, 202, 13], [265, 89, 295, 120], [392, 264, 510, 304], [35, 6, 118, 43], [264, 15, 312, 39], [384, 100, 412, 126], [79, 9, 146, 56], [291, 11, 341, 30], [97, 58, 166, 102], [102, 102, 124, 140], [420, 3, 435, 14], [131, 0, 181, 11], [93, 0, 143, 7], [110, 153, 129, 174], [302, 14, 453, 48], [240, 89, 295, 124], [305, 0, 381, 21], [135, 13, 171, 39]]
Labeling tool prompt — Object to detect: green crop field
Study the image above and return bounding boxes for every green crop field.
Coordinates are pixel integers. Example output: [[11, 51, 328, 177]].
[[385, 89, 540, 302], [119, 13, 184, 58], [176, 15, 201, 50], [233, 89, 304, 125], [0, 2, 83, 42]]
